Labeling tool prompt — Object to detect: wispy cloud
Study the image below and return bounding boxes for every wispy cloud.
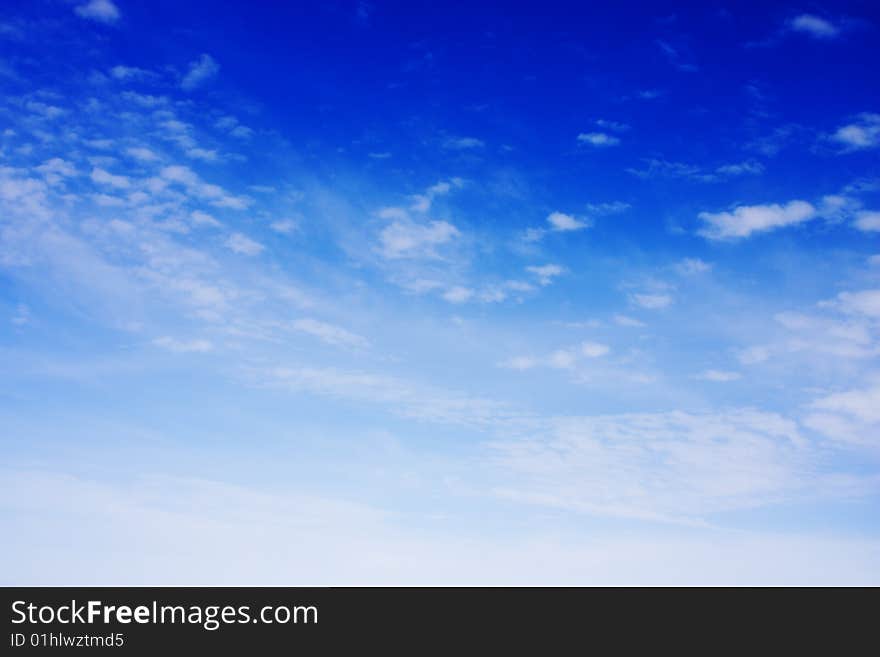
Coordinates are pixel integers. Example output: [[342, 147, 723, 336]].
[[788, 14, 841, 39], [829, 113, 880, 151], [577, 132, 620, 147], [74, 0, 120, 24], [181, 54, 219, 90], [698, 200, 816, 240]]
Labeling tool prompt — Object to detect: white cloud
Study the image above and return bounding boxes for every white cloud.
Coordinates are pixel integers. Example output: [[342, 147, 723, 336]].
[[738, 346, 771, 365], [696, 370, 742, 382], [698, 200, 816, 240], [442, 286, 474, 304], [502, 341, 608, 372], [153, 336, 213, 353], [11, 304, 30, 326], [190, 210, 220, 228], [379, 220, 459, 259], [715, 161, 764, 176], [581, 341, 610, 358], [577, 132, 620, 147], [595, 119, 629, 132], [410, 177, 463, 213], [500, 356, 539, 371], [109, 65, 151, 80], [547, 211, 588, 232], [584, 201, 630, 216], [74, 0, 120, 24], [225, 233, 264, 256], [675, 258, 711, 275], [35, 158, 76, 185], [158, 165, 248, 209], [548, 349, 578, 369], [291, 318, 369, 348], [631, 293, 672, 309], [215, 116, 254, 139], [805, 384, 880, 448], [854, 211, 880, 232], [614, 314, 645, 327], [830, 113, 880, 151], [90, 167, 130, 189], [186, 148, 218, 162], [788, 14, 840, 39], [526, 264, 564, 286], [628, 159, 762, 182], [489, 409, 814, 521], [25, 101, 65, 119], [828, 289, 880, 318], [126, 147, 160, 162], [181, 54, 219, 90], [270, 219, 298, 234], [443, 137, 484, 150], [774, 311, 876, 360]]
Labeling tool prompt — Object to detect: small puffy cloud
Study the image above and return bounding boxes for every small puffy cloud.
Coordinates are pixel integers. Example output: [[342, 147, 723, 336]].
[[631, 293, 672, 309], [584, 201, 630, 216], [526, 264, 564, 286], [215, 116, 254, 139], [11, 304, 30, 326], [548, 349, 578, 369], [379, 220, 459, 259], [25, 101, 65, 119], [190, 210, 220, 227], [501, 340, 608, 372], [854, 211, 880, 232], [443, 136, 484, 150], [126, 147, 160, 162], [291, 318, 369, 348], [788, 14, 840, 39], [827, 289, 880, 318], [715, 161, 764, 176], [595, 119, 629, 132], [186, 147, 219, 162], [698, 200, 816, 240], [577, 132, 620, 147], [410, 177, 464, 213], [181, 54, 219, 90], [675, 258, 711, 275], [500, 356, 539, 371], [225, 232, 264, 256], [158, 165, 249, 209], [270, 219, 298, 234], [614, 314, 645, 327], [629, 159, 762, 182], [547, 211, 589, 232], [442, 286, 474, 304], [75, 0, 120, 24], [35, 158, 76, 185], [153, 337, 213, 353], [581, 341, 610, 358], [805, 384, 880, 448], [830, 113, 880, 151], [90, 167, 130, 189], [696, 370, 742, 382], [110, 65, 151, 80], [738, 345, 771, 365]]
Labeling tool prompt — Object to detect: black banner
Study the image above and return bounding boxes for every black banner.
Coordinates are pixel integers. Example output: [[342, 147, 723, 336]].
[[1, 587, 874, 652]]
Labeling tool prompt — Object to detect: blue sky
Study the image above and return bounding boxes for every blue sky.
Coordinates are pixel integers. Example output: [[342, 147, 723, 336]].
[[1, 0, 880, 584]]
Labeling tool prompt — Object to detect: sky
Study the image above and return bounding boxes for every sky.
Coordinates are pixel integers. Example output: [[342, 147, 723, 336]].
[[1, 0, 879, 584]]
